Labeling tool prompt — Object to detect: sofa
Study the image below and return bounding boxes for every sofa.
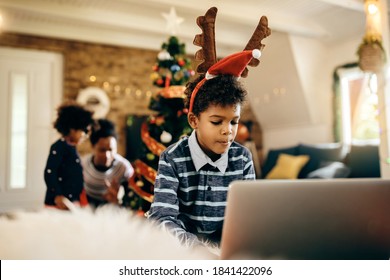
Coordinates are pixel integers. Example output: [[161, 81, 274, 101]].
[[261, 143, 381, 179]]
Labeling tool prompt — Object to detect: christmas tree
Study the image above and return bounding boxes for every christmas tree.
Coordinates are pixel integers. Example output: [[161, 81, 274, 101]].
[[124, 35, 195, 213]]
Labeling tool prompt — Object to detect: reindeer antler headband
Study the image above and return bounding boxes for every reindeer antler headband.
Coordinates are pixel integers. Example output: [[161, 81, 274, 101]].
[[189, 7, 271, 113]]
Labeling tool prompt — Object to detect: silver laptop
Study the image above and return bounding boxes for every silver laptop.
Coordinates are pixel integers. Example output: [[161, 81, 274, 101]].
[[220, 179, 390, 260]]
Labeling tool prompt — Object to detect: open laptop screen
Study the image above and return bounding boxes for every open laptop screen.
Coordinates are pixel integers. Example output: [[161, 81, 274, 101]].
[[220, 179, 390, 260]]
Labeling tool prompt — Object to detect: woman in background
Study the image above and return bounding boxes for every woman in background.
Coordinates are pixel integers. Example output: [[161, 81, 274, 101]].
[[82, 119, 134, 208]]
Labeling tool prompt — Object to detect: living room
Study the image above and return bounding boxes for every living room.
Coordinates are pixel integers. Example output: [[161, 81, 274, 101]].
[[1, 0, 390, 266]]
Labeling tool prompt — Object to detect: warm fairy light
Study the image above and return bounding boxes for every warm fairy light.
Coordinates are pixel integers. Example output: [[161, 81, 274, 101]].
[[114, 85, 121, 92], [367, 3, 379, 15], [0, 14, 3, 27], [103, 81, 110, 89], [89, 75, 96, 82]]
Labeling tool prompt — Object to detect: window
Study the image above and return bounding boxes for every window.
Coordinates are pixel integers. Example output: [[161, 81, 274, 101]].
[[9, 73, 28, 189], [334, 65, 379, 145]]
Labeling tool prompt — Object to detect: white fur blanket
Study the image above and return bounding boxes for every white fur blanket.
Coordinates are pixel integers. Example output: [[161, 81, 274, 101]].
[[0, 204, 216, 260]]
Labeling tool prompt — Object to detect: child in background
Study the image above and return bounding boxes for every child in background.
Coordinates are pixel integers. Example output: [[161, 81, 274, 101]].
[[44, 102, 94, 210]]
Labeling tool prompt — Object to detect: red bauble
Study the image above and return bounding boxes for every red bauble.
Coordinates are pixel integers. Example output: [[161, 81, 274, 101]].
[[155, 116, 165, 126], [235, 123, 250, 144], [156, 79, 164, 85], [178, 59, 185, 66]]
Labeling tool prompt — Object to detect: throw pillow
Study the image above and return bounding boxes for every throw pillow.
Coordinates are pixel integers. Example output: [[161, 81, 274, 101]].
[[346, 144, 380, 178], [306, 161, 351, 179], [266, 153, 310, 179], [297, 143, 344, 178], [261, 145, 299, 178]]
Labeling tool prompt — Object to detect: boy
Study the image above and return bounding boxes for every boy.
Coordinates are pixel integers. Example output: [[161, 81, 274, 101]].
[[147, 50, 261, 246]]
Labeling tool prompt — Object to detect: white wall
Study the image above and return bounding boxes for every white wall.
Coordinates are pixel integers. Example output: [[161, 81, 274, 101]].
[[243, 30, 363, 154], [243, 31, 311, 130]]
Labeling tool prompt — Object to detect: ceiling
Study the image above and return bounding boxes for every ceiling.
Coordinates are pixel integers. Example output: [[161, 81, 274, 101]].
[[0, 0, 388, 55]]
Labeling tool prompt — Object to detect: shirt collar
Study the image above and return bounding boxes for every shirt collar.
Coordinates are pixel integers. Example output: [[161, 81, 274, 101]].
[[188, 130, 228, 173]]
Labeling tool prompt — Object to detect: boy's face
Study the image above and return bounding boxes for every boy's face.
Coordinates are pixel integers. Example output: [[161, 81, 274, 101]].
[[188, 104, 241, 161], [92, 136, 117, 168]]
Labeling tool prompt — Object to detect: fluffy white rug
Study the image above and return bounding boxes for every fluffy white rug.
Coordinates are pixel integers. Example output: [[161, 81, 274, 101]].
[[0, 204, 216, 260]]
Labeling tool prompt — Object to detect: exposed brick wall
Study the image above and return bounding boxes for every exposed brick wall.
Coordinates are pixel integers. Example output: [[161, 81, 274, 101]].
[[0, 32, 263, 164]]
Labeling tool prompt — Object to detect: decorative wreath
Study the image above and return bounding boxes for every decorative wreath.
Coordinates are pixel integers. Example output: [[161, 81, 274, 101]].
[[76, 87, 110, 119]]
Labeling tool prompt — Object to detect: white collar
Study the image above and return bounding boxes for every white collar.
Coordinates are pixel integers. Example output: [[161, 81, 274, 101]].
[[188, 130, 228, 173]]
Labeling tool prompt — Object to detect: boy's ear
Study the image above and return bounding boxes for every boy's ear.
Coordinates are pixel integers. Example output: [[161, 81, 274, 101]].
[[187, 112, 198, 129]]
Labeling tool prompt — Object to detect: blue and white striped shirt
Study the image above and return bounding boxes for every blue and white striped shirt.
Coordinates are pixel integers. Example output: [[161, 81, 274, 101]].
[[148, 131, 256, 246]]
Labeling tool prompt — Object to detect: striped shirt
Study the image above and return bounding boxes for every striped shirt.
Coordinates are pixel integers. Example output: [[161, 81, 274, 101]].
[[81, 154, 134, 202], [148, 131, 255, 246]]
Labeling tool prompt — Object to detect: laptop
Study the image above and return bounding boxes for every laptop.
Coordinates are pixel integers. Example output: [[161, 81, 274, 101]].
[[220, 179, 390, 260]]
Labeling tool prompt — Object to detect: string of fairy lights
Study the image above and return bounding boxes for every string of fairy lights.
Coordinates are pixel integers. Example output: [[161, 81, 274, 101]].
[[88, 75, 154, 100]]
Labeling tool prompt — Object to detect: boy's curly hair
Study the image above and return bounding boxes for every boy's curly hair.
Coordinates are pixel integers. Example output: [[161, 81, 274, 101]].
[[54, 102, 94, 136], [89, 119, 118, 146], [184, 75, 247, 116]]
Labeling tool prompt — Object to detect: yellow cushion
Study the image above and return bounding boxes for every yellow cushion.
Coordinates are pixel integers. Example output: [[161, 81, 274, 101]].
[[266, 153, 309, 179]]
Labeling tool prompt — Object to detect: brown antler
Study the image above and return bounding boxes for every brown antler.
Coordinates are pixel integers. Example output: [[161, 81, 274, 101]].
[[193, 7, 218, 74], [241, 16, 271, 77]]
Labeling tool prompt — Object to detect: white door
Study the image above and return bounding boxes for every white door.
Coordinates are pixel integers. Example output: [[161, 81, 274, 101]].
[[0, 47, 62, 212]]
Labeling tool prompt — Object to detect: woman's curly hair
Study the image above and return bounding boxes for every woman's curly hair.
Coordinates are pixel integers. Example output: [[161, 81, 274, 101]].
[[53, 102, 94, 136], [184, 74, 247, 116]]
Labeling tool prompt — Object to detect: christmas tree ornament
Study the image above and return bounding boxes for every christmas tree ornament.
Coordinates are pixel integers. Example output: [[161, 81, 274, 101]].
[[158, 50, 171, 60], [155, 116, 165, 126], [170, 64, 180, 72], [156, 79, 164, 86], [150, 72, 159, 80], [160, 131, 172, 143], [174, 71, 184, 81], [136, 180, 144, 187], [146, 153, 155, 161], [235, 123, 250, 144], [178, 59, 185, 66]]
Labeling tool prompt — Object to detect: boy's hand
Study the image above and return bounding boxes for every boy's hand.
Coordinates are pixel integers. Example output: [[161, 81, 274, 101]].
[[54, 195, 68, 210]]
